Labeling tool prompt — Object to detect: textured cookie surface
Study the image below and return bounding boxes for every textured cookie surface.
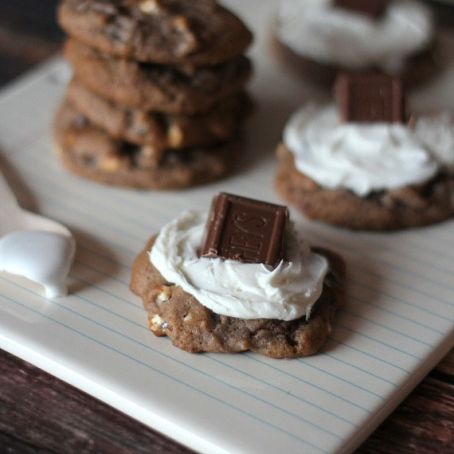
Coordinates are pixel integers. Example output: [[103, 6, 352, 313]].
[[276, 144, 454, 230], [130, 237, 345, 359], [65, 39, 252, 114], [54, 101, 234, 189], [59, 0, 253, 65], [66, 78, 250, 149]]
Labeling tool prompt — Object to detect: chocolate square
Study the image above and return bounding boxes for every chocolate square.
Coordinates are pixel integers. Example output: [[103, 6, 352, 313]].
[[333, 0, 389, 18], [200, 193, 289, 268], [335, 72, 405, 123]]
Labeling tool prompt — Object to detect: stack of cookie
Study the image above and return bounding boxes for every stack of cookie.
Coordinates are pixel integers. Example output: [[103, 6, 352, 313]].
[[55, 0, 253, 189]]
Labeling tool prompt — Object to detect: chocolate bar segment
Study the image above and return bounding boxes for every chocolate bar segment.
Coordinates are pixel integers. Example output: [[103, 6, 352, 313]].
[[335, 72, 405, 123], [334, 0, 389, 18], [201, 193, 289, 268]]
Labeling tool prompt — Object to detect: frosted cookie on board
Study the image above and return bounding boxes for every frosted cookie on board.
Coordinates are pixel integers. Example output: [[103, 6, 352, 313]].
[[275, 72, 454, 230], [273, 0, 438, 87], [130, 193, 345, 359]]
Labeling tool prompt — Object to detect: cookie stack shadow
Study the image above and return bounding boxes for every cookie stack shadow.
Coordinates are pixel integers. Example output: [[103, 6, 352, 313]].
[[55, 0, 253, 189]]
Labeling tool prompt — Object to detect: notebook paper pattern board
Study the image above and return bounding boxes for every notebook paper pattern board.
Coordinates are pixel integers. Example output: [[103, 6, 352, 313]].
[[0, 1, 454, 453]]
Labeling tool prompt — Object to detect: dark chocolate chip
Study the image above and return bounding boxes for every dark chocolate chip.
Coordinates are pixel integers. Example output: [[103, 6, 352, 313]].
[[201, 193, 289, 268], [335, 72, 405, 123]]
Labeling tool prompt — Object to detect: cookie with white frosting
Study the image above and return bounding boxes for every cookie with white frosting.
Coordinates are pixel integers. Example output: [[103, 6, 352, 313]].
[[275, 74, 454, 230], [130, 195, 345, 358], [273, 0, 437, 87]]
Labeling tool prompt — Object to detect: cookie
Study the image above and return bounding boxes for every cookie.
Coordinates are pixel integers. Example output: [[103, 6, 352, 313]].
[[275, 144, 454, 231], [58, 0, 253, 66], [64, 39, 252, 114], [272, 34, 439, 89], [66, 78, 250, 149], [130, 236, 345, 359], [54, 100, 235, 189]]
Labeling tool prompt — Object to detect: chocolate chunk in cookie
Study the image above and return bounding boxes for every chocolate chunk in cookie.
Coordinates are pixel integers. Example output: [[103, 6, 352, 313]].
[[334, 0, 389, 18], [335, 72, 405, 123]]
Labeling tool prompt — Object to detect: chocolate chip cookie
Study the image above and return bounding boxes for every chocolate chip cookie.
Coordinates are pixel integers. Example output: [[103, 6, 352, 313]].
[[65, 40, 252, 114], [275, 144, 454, 231], [66, 78, 250, 149], [59, 0, 253, 66], [130, 236, 345, 359], [54, 100, 235, 189]]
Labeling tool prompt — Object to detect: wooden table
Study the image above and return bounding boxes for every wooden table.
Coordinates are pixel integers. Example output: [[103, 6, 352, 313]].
[[0, 1, 453, 452]]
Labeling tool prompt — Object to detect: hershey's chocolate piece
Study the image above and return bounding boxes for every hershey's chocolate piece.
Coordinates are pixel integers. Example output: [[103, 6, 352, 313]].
[[201, 193, 289, 268], [335, 72, 405, 123], [333, 0, 389, 18]]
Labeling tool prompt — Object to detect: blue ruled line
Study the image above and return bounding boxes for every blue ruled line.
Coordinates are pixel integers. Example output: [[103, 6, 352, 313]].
[[245, 354, 372, 414], [71, 270, 413, 388], [0, 276, 348, 442], [324, 353, 398, 387], [21, 154, 454, 303], [19, 158, 454, 322], [349, 295, 443, 335], [335, 325, 421, 360], [75, 247, 444, 340], [339, 310, 433, 347], [296, 361, 385, 401], [349, 280, 453, 322], [327, 338, 409, 374], [0, 293, 326, 453], [207, 356, 358, 429]]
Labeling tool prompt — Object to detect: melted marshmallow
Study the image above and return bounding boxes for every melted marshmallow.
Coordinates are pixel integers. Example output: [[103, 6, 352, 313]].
[[0, 230, 75, 298], [149, 211, 329, 321], [284, 105, 454, 196], [276, 0, 433, 72]]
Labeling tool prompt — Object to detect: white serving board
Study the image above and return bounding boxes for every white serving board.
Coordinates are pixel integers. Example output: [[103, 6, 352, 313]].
[[0, 2, 453, 453]]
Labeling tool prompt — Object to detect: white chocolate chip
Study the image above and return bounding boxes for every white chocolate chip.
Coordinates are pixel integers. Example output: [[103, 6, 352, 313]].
[[149, 314, 170, 335], [151, 314, 163, 328], [142, 145, 159, 158], [171, 16, 190, 32], [139, 0, 161, 14], [168, 123, 184, 148], [99, 154, 122, 172]]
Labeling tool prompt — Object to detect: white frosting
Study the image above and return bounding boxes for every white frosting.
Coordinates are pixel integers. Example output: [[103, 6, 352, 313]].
[[276, 0, 433, 72], [149, 211, 329, 321], [0, 230, 75, 298], [414, 113, 454, 173], [284, 105, 454, 196]]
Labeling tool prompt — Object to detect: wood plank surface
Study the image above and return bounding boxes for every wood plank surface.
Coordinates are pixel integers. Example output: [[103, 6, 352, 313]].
[[0, 1, 453, 452]]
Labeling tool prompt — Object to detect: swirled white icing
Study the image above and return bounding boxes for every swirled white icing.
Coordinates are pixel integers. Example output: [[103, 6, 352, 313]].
[[276, 0, 433, 72], [149, 211, 329, 321], [283, 105, 454, 196]]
